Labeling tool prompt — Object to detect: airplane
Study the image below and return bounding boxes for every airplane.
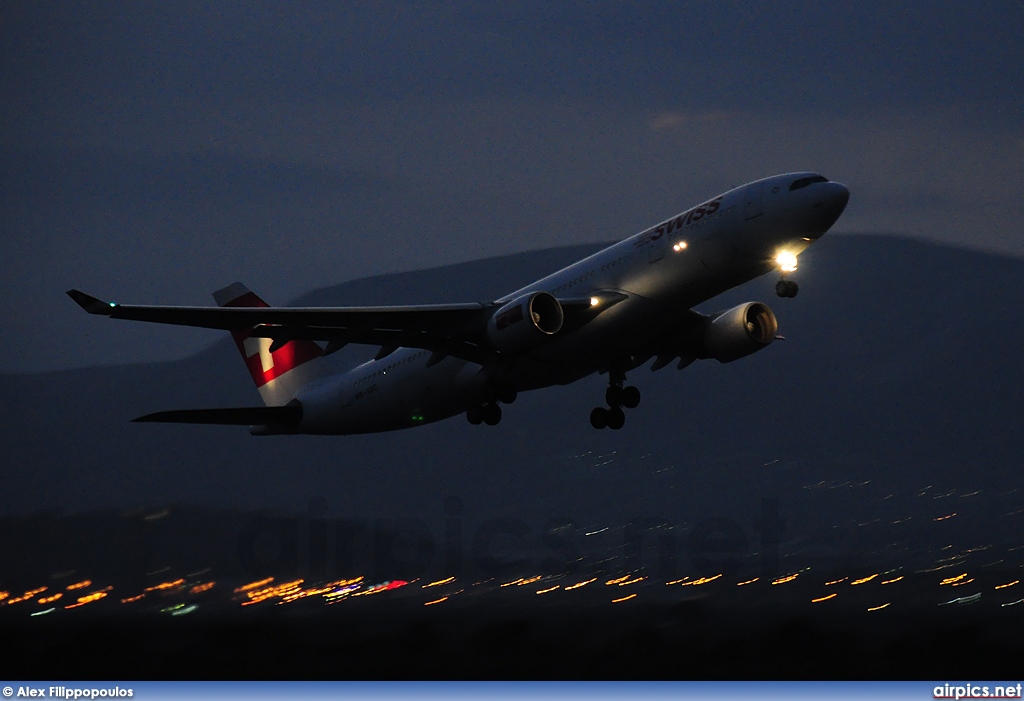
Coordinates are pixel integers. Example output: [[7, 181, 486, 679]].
[[68, 172, 849, 434]]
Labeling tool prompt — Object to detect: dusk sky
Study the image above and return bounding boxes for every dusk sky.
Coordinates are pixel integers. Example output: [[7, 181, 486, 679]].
[[3, 1, 1022, 371]]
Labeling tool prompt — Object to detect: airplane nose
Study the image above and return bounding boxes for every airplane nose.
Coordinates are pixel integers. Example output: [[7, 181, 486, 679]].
[[830, 182, 850, 213], [805, 182, 850, 237]]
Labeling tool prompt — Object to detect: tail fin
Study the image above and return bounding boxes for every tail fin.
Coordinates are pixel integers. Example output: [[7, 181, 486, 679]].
[[213, 282, 325, 406]]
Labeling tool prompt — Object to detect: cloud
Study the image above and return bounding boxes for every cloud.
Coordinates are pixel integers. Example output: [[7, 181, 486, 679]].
[[650, 111, 731, 130]]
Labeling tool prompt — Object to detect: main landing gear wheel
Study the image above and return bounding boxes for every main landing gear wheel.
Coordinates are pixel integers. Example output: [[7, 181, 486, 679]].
[[605, 407, 625, 430], [591, 370, 640, 430], [620, 385, 641, 409], [591, 405, 628, 430], [775, 280, 799, 298], [467, 402, 502, 426], [605, 384, 641, 409], [468, 383, 517, 427], [483, 403, 502, 426]]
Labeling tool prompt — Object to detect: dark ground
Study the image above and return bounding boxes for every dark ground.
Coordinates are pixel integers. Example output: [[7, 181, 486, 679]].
[[3, 237, 1024, 678], [4, 587, 1021, 679], [0, 507, 1021, 679]]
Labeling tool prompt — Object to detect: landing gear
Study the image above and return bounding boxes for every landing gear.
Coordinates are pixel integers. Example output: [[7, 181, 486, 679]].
[[468, 384, 516, 427], [607, 385, 640, 409], [590, 407, 625, 430], [466, 402, 503, 426], [591, 369, 640, 430], [483, 402, 502, 426], [775, 279, 799, 298], [606, 407, 625, 430]]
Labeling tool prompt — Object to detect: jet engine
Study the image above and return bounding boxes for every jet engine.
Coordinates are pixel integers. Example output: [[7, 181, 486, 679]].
[[697, 302, 778, 363], [486, 291, 564, 353]]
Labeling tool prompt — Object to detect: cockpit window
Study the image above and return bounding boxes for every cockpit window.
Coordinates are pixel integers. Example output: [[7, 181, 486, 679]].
[[789, 175, 829, 191]]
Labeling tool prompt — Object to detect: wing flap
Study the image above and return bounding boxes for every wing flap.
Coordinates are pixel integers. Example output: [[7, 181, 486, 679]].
[[639, 309, 708, 370]]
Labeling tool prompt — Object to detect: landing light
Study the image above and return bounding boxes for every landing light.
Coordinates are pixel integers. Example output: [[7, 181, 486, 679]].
[[672, 241, 688, 252], [590, 297, 599, 307], [775, 251, 798, 273]]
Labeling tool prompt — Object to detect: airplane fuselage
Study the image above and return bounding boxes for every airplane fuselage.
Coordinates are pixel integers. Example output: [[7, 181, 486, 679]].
[[294, 173, 849, 434]]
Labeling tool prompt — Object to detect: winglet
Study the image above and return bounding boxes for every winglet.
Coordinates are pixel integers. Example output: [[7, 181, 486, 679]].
[[67, 289, 115, 315]]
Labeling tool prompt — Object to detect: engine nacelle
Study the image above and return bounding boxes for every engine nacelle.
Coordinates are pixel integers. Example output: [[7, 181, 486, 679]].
[[698, 302, 778, 363], [486, 291, 564, 353]]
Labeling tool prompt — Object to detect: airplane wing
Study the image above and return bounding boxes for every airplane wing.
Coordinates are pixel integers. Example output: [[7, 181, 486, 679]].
[[66, 289, 605, 364], [67, 289, 492, 331], [634, 309, 710, 371]]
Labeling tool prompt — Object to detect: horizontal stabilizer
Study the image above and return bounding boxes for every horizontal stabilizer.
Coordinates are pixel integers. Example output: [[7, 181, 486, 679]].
[[132, 405, 302, 427]]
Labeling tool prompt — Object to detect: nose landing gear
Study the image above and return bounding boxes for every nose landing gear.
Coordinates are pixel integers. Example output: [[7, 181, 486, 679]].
[[590, 369, 641, 430], [774, 251, 800, 298], [775, 279, 799, 298]]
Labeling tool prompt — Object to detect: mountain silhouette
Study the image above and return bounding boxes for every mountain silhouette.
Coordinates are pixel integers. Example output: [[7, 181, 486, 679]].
[[3, 235, 1022, 572]]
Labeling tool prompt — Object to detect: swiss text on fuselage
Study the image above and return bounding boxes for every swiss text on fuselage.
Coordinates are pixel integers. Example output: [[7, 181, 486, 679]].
[[634, 196, 724, 247]]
